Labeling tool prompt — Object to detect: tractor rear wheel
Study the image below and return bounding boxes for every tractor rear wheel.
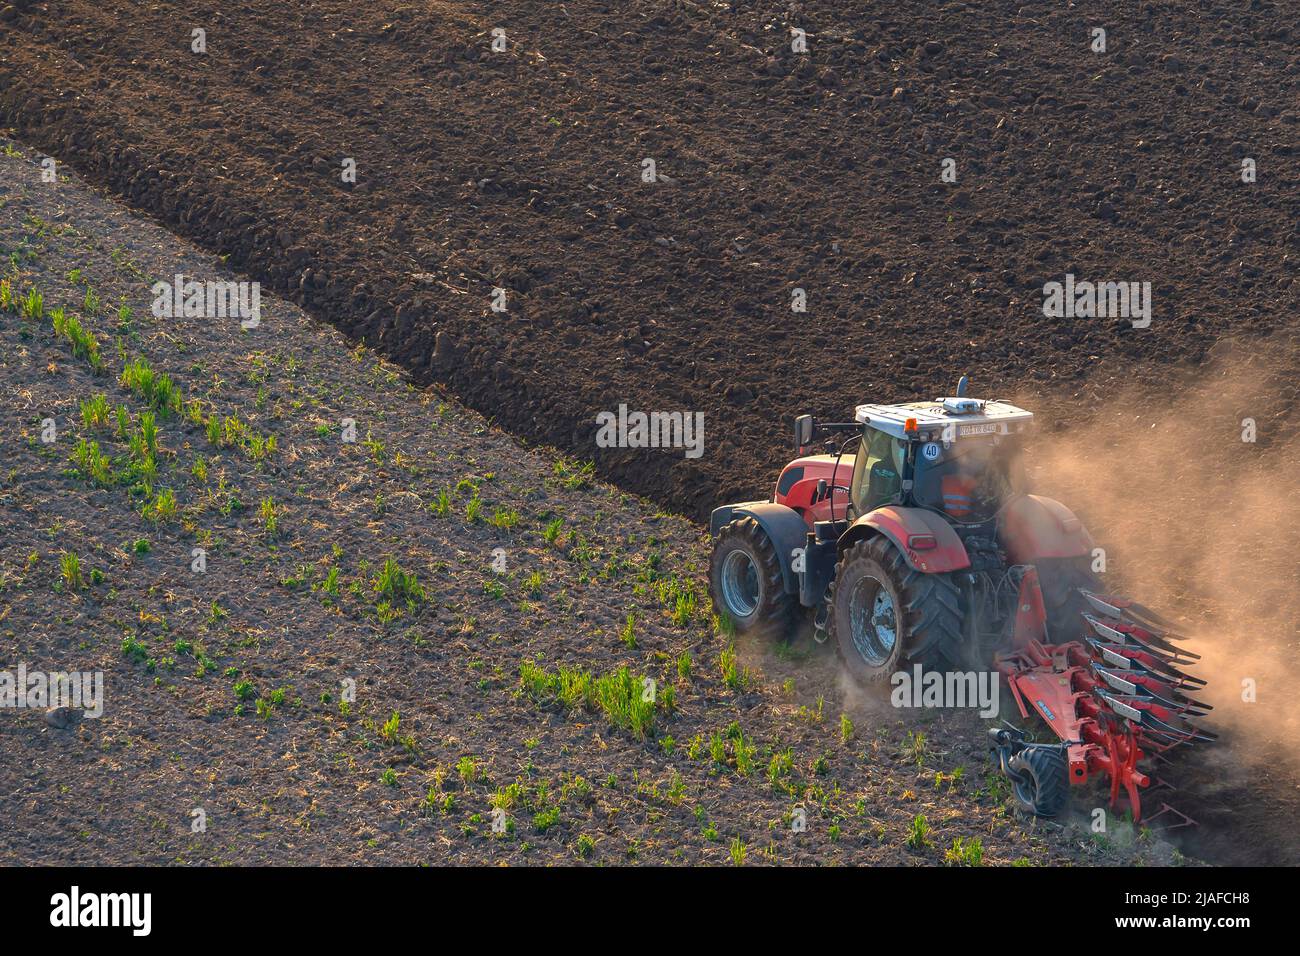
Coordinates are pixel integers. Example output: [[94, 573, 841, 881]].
[[1036, 556, 1102, 643], [828, 535, 964, 684], [1007, 746, 1070, 818], [709, 517, 795, 637]]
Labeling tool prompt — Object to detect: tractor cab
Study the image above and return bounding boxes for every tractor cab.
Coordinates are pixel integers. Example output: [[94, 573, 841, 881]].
[[783, 390, 1034, 529], [851, 396, 1034, 524]]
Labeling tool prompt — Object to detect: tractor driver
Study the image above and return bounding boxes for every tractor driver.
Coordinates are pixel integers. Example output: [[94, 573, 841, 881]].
[[940, 438, 1024, 521]]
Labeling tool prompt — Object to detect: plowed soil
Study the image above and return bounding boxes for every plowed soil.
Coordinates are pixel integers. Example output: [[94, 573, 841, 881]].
[[2, 0, 1295, 516]]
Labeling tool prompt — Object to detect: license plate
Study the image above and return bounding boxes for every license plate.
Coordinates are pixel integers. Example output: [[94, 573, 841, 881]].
[[958, 423, 999, 436]]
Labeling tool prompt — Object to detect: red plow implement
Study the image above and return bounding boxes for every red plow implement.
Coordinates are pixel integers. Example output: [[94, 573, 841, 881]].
[[992, 581, 1214, 826]]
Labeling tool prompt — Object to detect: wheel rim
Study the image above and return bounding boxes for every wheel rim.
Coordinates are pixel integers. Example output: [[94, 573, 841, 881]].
[[848, 575, 897, 666], [1012, 773, 1037, 808], [720, 549, 760, 618]]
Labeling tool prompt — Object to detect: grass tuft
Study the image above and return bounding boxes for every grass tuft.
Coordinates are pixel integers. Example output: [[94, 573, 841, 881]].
[[519, 661, 661, 739]]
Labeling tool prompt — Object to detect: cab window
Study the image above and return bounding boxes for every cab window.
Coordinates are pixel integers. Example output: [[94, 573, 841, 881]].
[[851, 428, 905, 514]]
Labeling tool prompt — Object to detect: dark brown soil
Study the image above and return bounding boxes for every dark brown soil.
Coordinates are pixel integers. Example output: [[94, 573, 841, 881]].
[[2, 0, 1295, 518]]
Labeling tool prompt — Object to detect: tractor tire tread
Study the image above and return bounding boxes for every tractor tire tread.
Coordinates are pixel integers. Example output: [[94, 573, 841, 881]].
[[709, 517, 795, 637], [831, 535, 966, 679], [1010, 746, 1070, 818]]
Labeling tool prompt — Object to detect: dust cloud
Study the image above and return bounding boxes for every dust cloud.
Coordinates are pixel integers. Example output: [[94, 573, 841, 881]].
[[1021, 336, 1300, 764]]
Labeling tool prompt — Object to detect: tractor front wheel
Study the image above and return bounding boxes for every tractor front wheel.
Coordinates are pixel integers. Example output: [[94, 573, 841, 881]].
[[828, 535, 964, 684], [709, 517, 795, 637]]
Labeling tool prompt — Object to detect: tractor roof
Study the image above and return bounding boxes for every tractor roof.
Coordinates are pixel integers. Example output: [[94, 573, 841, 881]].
[[854, 398, 1034, 441]]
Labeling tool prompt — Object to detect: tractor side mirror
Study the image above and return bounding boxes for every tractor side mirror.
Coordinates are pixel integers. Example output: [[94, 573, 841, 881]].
[[816, 479, 828, 502], [795, 415, 814, 452]]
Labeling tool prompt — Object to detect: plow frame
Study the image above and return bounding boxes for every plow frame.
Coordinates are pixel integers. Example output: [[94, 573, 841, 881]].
[[998, 640, 1150, 818], [992, 571, 1207, 826]]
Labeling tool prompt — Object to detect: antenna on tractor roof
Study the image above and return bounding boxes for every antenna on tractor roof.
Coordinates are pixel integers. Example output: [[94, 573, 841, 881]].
[[955, 375, 969, 398]]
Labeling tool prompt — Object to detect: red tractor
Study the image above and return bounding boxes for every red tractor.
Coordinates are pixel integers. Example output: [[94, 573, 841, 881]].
[[708, 379, 1211, 822]]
